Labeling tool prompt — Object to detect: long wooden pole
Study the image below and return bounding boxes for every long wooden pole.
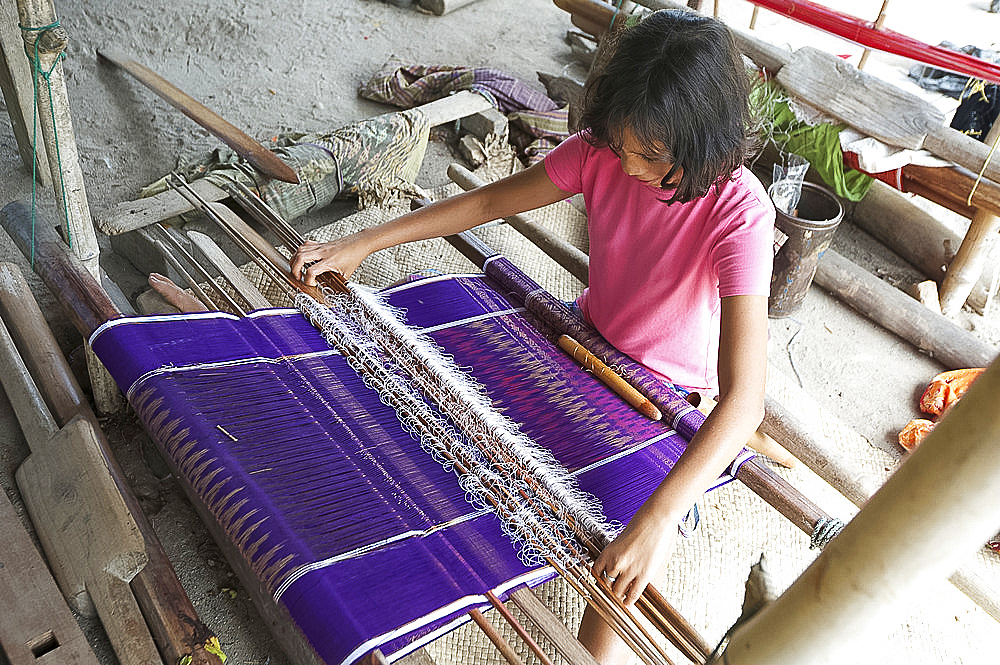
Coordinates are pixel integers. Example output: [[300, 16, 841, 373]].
[[96, 47, 299, 185], [812, 249, 998, 369], [719, 358, 1000, 664]]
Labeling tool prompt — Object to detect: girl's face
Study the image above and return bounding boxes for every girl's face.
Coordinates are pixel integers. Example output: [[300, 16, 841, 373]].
[[616, 126, 682, 188]]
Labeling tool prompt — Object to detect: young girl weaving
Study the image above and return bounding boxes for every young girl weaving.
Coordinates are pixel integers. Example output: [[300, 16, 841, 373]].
[[292, 10, 773, 664]]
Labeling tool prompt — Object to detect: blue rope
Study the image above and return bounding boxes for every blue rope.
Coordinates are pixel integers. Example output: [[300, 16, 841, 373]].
[[20, 20, 73, 263]]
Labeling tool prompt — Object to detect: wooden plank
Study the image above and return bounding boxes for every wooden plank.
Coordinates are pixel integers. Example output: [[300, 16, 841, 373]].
[[96, 178, 228, 236], [776, 46, 942, 151], [508, 587, 601, 665], [0, 0, 49, 184], [0, 487, 100, 665], [16, 418, 161, 665]]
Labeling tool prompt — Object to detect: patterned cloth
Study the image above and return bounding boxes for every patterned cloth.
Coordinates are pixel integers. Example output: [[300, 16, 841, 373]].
[[143, 109, 431, 221], [359, 62, 560, 115], [508, 107, 571, 164]]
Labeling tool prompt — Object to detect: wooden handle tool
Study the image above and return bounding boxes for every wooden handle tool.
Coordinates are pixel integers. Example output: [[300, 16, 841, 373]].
[[557, 334, 662, 421], [97, 47, 300, 184]]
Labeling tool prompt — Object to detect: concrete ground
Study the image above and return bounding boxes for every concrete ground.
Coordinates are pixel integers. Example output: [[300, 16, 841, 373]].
[[0, 0, 998, 664]]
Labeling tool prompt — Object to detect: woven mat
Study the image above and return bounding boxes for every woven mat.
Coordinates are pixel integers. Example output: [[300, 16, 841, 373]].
[[217, 177, 998, 665]]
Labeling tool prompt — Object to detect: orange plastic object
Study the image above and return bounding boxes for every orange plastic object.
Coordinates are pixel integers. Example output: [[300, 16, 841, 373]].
[[898, 418, 936, 451], [918, 368, 985, 418]]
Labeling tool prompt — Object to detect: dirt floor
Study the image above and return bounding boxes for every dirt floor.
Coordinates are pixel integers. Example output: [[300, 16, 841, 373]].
[[1, 1, 999, 664]]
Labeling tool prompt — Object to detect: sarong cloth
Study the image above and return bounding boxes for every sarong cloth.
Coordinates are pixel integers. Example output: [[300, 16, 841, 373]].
[[90, 271, 748, 665]]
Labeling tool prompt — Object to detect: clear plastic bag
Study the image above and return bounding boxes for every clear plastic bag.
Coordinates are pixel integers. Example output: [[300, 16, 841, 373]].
[[771, 153, 810, 216]]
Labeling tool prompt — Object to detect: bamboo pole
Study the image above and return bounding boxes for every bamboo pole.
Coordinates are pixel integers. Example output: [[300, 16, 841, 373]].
[[760, 387, 1000, 622], [0, 0, 49, 184], [939, 119, 1000, 315], [14, 0, 99, 275], [719, 358, 1000, 664], [15, 0, 122, 413], [855, 0, 889, 71]]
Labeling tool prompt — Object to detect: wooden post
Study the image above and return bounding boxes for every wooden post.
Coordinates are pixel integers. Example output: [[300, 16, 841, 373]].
[[939, 118, 1000, 316], [719, 359, 1000, 664], [14, 0, 99, 275], [15, 0, 121, 412]]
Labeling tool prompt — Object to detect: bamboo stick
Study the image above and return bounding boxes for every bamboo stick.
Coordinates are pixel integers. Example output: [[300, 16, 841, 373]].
[[0, 0, 48, 184], [855, 0, 889, 71], [468, 609, 527, 665], [720, 359, 1000, 664]]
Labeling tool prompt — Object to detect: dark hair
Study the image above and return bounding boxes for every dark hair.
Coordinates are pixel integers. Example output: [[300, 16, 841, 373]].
[[578, 10, 755, 203]]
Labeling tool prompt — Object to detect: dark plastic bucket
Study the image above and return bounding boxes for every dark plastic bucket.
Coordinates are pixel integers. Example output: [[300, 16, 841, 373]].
[[768, 181, 844, 318]]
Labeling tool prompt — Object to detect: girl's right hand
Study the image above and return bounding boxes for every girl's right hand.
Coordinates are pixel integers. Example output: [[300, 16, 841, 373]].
[[290, 233, 373, 286]]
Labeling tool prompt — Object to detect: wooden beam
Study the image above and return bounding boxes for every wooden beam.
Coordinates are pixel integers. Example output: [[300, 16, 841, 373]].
[[724, 359, 1000, 664], [812, 248, 998, 369]]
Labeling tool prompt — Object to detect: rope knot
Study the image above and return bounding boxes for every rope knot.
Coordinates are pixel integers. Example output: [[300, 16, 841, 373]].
[[19, 20, 68, 57]]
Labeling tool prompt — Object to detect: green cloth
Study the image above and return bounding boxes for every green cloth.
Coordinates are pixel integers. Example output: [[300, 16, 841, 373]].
[[752, 82, 873, 202]]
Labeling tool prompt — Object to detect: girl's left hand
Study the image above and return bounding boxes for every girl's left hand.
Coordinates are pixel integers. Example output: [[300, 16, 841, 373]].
[[591, 509, 677, 606]]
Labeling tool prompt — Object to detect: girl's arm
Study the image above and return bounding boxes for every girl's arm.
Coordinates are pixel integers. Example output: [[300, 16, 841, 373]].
[[291, 161, 570, 284], [590, 293, 768, 605]]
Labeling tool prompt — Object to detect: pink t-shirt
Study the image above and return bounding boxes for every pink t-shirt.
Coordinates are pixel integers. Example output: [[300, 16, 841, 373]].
[[544, 133, 774, 392]]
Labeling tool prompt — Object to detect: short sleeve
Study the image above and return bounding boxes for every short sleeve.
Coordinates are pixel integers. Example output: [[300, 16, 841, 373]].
[[543, 132, 588, 195], [713, 195, 775, 298]]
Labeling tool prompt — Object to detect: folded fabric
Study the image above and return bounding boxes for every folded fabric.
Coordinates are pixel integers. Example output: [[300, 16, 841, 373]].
[[359, 62, 560, 114]]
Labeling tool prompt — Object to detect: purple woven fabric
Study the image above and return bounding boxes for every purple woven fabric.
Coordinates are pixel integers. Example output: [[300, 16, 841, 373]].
[[90, 272, 735, 665]]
